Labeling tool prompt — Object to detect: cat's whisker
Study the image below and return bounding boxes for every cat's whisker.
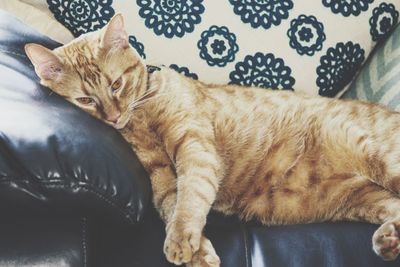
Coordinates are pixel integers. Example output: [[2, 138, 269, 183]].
[[129, 92, 177, 110], [128, 88, 166, 107], [129, 96, 162, 110], [129, 98, 159, 111], [128, 92, 155, 108]]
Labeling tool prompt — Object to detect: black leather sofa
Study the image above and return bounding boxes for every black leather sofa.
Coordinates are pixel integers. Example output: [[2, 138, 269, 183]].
[[0, 10, 399, 267]]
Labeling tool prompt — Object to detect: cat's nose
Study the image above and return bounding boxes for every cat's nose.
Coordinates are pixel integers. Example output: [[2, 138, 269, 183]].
[[106, 112, 121, 124]]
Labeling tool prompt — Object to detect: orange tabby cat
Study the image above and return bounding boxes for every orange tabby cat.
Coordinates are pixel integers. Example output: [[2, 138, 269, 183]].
[[25, 14, 400, 266]]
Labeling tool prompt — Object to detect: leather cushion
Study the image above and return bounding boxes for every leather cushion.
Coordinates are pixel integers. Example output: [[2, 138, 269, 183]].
[[0, 10, 150, 224], [90, 209, 400, 267], [0, 217, 87, 267]]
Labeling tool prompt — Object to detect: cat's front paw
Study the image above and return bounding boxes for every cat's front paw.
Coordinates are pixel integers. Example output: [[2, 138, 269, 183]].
[[187, 237, 220, 267], [373, 220, 400, 261], [164, 222, 201, 265]]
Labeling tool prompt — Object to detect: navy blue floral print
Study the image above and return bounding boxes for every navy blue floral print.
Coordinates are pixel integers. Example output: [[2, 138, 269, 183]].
[[299, 27, 313, 42], [137, 0, 204, 38], [198, 26, 239, 67], [169, 64, 198, 80], [129, 35, 146, 59], [47, 0, 115, 37], [370, 3, 399, 42], [211, 40, 226, 55], [45, 0, 399, 97], [317, 42, 365, 97], [229, 0, 293, 29], [322, 0, 373, 17], [229, 52, 295, 90], [287, 15, 326, 56]]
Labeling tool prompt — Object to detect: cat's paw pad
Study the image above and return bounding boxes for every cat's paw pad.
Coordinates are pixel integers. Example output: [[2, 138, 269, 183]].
[[187, 237, 220, 267], [188, 254, 220, 267], [164, 223, 201, 265], [373, 221, 400, 261]]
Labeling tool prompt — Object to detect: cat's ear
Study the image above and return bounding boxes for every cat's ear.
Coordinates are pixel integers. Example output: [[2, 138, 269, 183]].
[[101, 13, 129, 50], [24, 43, 63, 80]]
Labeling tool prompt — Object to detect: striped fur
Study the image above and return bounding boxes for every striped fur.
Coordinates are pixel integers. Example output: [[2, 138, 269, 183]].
[[25, 14, 400, 266]]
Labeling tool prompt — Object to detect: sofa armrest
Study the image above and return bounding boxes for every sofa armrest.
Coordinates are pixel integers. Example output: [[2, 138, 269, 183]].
[[0, 10, 151, 224]]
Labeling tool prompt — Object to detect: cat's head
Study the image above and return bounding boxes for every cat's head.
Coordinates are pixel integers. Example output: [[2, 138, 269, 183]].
[[24, 14, 147, 129]]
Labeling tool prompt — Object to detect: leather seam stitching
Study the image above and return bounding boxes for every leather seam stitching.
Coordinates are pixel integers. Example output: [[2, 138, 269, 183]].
[[44, 183, 135, 224], [0, 179, 135, 223], [82, 217, 87, 267], [240, 223, 250, 267]]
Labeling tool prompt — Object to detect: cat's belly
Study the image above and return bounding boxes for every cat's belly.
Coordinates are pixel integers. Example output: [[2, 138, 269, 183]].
[[212, 174, 317, 224], [212, 155, 355, 225], [210, 91, 394, 224]]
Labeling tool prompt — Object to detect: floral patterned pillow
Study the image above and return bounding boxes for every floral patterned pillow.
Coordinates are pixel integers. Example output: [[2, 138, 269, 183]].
[[36, 1, 400, 96]]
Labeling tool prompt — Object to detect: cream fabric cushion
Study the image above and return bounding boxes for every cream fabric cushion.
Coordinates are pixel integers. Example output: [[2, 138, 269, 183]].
[[6, 1, 400, 97]]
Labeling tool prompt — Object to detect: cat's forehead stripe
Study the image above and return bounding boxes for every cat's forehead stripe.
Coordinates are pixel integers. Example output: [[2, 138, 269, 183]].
[[104, 73, 112, 85], [80, 81, 89, 95], [62, 44, 105, 88]]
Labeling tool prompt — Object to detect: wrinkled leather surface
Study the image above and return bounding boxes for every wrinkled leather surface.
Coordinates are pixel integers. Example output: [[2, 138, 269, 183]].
[[0, 10, 151, 224]]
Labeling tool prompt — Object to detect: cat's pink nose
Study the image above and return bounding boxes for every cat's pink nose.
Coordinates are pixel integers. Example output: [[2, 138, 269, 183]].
[[106, 112, 121, 124]]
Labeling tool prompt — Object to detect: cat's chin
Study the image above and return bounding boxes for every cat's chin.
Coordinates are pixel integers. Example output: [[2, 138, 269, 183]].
[[114, 125, 126, 130], [114, 118, 130, 130]]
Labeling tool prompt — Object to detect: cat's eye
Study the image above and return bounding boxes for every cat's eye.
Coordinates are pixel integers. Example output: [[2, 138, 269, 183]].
[[112, 77, 122, 92], [76, 97, 95, 105]]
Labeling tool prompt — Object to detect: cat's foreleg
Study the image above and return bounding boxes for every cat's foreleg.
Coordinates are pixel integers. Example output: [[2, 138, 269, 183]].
[[133, 139, 220, 266], [148, 162, 220, 267], [149, 163, 178, 223], [163, 130, 222, 265], [152, 163, 220, 267], [131, 137, 177, 222], [187, 236, 221, 267]]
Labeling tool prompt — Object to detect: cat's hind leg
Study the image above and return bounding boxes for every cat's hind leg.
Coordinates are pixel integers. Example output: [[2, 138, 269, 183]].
[[346, 192, 400, 261], [331, 179, 400, 261], [373, 219, 400, 261], [360, 141, 400, 259]]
